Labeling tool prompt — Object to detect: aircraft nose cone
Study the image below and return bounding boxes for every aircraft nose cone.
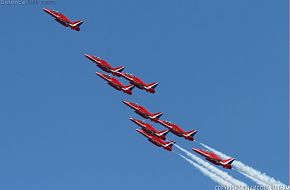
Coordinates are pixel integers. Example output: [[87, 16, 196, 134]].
[[136, 129, 142, 133], [122, 101, 130, 105], [84, 54, 91, 59], [192, 148, 199, 152], [43, 8, 49, 13], [95, 72, 102, 77], [129, 118, 140, 124]]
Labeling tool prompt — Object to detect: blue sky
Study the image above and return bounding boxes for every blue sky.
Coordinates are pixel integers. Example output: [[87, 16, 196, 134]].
[[0, 0, 288, 189]]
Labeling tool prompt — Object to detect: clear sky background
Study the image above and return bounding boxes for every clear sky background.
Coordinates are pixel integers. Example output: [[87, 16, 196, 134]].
[[0, 0, 288, 189]]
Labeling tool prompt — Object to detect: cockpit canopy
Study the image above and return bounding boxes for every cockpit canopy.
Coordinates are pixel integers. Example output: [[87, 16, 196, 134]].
[[203, 149, 211, 153]]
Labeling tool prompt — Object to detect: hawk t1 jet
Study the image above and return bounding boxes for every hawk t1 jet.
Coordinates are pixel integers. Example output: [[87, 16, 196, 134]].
[[84, 54, 125, 76], [123, 101, 163, 122], [130, 118, 169, 140], [192, 148, 235, 169], [157, 120, 197, 141], [96, 72, 134, 95], [43, 8, 83, 31], [120, 73, 158, 93], [136, 129, 175, 151]]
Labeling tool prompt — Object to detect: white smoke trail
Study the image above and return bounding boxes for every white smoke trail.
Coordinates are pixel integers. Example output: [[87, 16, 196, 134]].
[[177, 153, 233, 187], [175, 144, 248, 189], [232, 168, 271, 189], [200, 143, 287, 187]]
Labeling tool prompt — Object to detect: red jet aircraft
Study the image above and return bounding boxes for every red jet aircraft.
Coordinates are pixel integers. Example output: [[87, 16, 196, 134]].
[[136, 129, 175, 151], [157, 120, 197, 141], [84, 54, 125, 76], [123, 101, 163, 122], [192, 148, 235, 169], [120, 73, 158, 93], [43, 8, 83, 31], [130, 118, 169, 140], [96, 72, 135, 95]]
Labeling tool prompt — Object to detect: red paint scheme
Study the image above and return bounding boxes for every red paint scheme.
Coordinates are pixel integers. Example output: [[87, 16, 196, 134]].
[[130, 118, 169, 140], [43, 8, 83, 31], [84, 54, 125, 76], [96, 72, 134, 95], [119, 73, 158, 93], [123, 101, 163, 122], [192, 148, 235, 169], [157, 120, 197, 141], [136, 129, 175, 151]]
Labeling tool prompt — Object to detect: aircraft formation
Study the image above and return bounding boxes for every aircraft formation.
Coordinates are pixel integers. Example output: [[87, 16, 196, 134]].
[[43, 8, 235, 170]]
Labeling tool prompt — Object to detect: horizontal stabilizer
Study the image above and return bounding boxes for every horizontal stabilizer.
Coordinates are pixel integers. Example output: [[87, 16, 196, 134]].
[[122, 85, 135, 91], [156, 130, 169, 137], [221, 158, 235, 165], [164, 141, 175, 147], [184, 130, 198, 137], [112, 66, 125, 73], [151, 112, 163, 119], [70, 20, 84, 27], [145, 82, 158, 90]]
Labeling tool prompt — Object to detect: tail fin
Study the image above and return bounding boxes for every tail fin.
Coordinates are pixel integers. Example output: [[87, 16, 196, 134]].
[[70, 20, 84, 27], [183, 130, 198, 137], [162, 141, 175, 151], [70, 20, 84, 31], [221, 158, 235, 165], [145, 82, 158, 90], [151, 112, 163, 119], [164, 141, 175, 148], [163, 141, 175, 151], [155, 130, 169, 137], [112, 66, 125, 73], [122, 85, 135, 91], [122, 85, 135, 95]]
